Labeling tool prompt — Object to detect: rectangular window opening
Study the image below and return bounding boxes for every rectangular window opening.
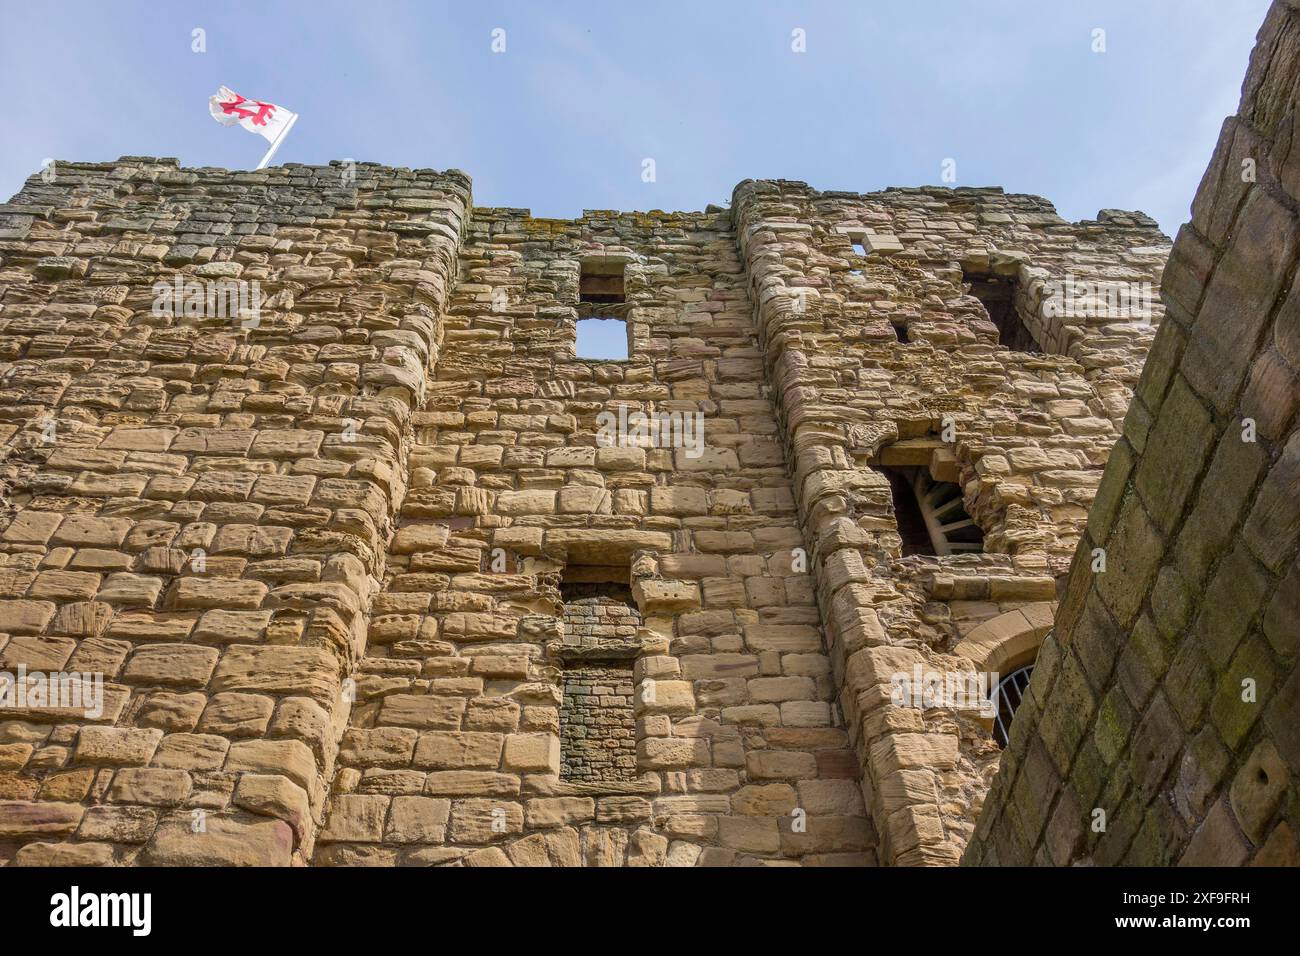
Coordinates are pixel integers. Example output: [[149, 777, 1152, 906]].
[[576, 317, 628, 360], [962, 269, 1043, 353], [579, 260, 626, 305], [880, 465, 984, 557]]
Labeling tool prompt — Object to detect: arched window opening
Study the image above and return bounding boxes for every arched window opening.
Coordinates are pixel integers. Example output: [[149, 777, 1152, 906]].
[[954, 609, 1053, 750], [992, 664, 1034, 748]]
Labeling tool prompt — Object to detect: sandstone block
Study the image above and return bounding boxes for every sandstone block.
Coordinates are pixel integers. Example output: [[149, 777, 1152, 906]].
[[525, 797, 596, 827], [74, 727, 163, 766], [449, 799, 523, 843], [107, 767, 192, 806], [386, 795, 451, 843], [503, 733, 559, 773], [233, 773, 312, 841], [122, 644, 219, 687], [144, 814, 293, 865], [0, 801, 83, 838], [225, 739, 319, 792], [413, 731, 503, 769], [320, 794, 389, 843]]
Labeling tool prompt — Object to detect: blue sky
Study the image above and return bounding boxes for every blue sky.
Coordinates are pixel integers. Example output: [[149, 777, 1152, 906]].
[[0, 1, 1272, 236]]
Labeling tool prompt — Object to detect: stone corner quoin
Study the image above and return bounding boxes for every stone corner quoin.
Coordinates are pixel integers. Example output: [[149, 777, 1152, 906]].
[[10, 140, 1246, 868]]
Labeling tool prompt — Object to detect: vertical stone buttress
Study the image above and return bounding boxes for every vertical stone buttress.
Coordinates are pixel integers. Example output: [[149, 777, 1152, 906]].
[[967, 0, 1300, 867], [0, 159, 467, 864], [733, 180, 1168, 863]]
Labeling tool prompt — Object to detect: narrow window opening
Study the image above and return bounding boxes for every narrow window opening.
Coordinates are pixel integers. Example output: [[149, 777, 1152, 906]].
[[847, 237, 867, 277], [892, 321, 910, 343], [881, 465, 984, 556], [992, 664, 1035, 747], [576, 317, 628, 360], [962, 269, 1042, 353]]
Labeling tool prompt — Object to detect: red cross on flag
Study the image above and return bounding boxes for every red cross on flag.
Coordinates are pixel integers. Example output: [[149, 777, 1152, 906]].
[[209, 86, 299, 168]]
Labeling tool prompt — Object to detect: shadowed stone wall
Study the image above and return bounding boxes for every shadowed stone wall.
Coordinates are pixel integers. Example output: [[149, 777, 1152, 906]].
[[966, 0, 1300, 867]]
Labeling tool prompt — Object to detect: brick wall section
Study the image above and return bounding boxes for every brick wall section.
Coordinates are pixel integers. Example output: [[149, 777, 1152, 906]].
[[562, 592, 642, 646], [560, 664, 636, 783], [966, 0, 1300, 866], [559, 596, 640, 784]]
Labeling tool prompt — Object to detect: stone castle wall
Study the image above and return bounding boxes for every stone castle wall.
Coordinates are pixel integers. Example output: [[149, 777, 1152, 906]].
[[0, 158, 469, 864], [314, 200, 874, 867], [966, 0, 1300, 867], [0, 151, 1171, 865], [731, 180, 1167, 863]]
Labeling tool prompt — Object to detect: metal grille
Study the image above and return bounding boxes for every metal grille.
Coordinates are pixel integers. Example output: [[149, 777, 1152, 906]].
[[992, 664, 1034, 748]]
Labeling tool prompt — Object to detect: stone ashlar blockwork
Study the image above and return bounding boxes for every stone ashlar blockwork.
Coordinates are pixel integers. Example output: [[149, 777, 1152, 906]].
[[0, 158, 469, 866], [966, 0, 1300, 867], [0, 149, 1169, 865]]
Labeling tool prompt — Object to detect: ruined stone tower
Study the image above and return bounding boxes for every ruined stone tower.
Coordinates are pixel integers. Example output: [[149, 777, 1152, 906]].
[[0, 147, 1176, 866]]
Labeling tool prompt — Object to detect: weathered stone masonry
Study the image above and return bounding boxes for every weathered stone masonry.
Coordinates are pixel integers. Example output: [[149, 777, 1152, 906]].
[[560, 662, 637, 785], [558, 589, 640, 784], [967, 0, 1300, 867], [314, 200, 875, 867], [0, 151, 1173, 865], [732, 180, 1168, 864], [0, 159, 468, 865]]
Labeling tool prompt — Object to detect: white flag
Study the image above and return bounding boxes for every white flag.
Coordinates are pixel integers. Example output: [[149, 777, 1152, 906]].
[[209, 86, 296, 144]]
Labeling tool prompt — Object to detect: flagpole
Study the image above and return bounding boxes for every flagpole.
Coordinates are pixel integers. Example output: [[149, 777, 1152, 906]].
[[255, 113, 298, 170]]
